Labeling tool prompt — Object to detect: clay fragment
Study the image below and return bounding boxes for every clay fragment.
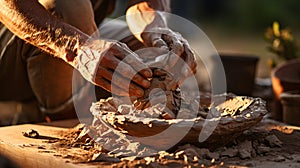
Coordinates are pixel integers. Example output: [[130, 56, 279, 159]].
[[255, 145, 270, 155], [238, 140, 253, 159], [221, 148, 239, 158], [273, 156, 286, 162], [216, 97, 253, 117], [22, 129, 39, 138], [265, 135, 282, 147], [90, 153, 120, 163]]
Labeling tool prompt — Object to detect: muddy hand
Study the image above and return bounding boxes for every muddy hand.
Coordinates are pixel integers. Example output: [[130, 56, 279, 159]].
[[75, 39, 152, 98], [142, 28, 197, 84]]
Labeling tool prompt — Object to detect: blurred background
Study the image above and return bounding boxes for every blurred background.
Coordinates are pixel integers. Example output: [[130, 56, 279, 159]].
[[111, 0, 300, 78]]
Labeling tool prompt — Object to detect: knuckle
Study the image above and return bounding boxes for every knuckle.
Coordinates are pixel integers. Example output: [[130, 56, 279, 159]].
[[153, 39, 165, 47]]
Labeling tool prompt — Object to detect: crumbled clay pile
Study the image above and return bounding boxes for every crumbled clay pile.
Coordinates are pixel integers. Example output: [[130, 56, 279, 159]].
[[39, 120, 300, 167], [91, 68, 258, 121], [91, 68, 194, 120], [133, 69, 182, 119]]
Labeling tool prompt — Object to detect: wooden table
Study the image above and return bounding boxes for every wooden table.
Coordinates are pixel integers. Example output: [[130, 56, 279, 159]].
[[0, 119, 97, 168], [1, 119, 300, 168]]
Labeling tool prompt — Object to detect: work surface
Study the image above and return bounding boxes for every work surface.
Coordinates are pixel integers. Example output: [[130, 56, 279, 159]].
[[0, 119, 300, 168], [0, 120, 92, 168]]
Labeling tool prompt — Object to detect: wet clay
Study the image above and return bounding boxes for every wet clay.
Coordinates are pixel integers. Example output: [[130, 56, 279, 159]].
[[72, 50, 268, 160]]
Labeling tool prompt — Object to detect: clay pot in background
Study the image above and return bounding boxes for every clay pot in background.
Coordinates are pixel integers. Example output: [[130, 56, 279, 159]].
[[271, 59, 300, 121], [220, 53, 259, 96], [280, 90, 300, 126]]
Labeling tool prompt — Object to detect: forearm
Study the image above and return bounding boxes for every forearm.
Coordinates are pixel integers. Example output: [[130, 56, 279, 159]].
[[0, 0, 89, 64], [126, 0, 170, 42], [127, 0, 170, 12]]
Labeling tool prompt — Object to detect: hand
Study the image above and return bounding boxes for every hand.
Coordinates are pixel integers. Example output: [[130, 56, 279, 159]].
[[74, 39, 152, 98], [141, 27, 197, 84], [126, 1, 196, 86]]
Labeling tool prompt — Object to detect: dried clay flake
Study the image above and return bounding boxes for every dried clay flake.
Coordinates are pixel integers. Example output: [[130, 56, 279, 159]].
[[216, 97, 253, 117]]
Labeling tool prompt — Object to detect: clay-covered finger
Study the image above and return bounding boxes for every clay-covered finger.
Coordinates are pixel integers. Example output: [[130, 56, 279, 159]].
[[128, 82, 145, 98], [183, 42, 197, 70], [97, 67, 146, 97], [104, 58, 150, 90], [131, 72, 151, 88], [93, 77, 128, 96], [162, 33, 184, 56], [171, 37, 184, 56], [98, 65, 150, 90], [168, 57, 187, 87], [122, 53, 153, 78], [153, 69, 167, 76], [108, 59, 137, 77], [182, 43, 197, 77], [110, 43, 153, 78], [101, 53, 135, 74], [107, 80, 145, 98]]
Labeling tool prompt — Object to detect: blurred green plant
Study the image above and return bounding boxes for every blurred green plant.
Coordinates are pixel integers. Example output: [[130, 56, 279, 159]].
[[264, 21, 300, 68]]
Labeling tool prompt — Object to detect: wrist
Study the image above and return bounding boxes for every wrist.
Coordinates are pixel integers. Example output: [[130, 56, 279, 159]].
[[62, 29, 90, 67], [71, 39, 114, 82]]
